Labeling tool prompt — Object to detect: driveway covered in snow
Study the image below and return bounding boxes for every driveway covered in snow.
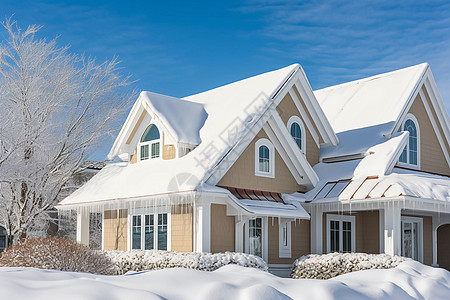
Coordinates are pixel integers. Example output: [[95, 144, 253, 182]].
[[0, 261, 448, 299]]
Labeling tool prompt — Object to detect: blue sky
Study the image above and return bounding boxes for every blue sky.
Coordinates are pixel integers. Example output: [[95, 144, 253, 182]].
[[1, 0, 449, 159]]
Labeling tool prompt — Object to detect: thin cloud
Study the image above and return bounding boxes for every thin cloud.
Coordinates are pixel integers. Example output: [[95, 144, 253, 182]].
[[240, 0, 450, 111]]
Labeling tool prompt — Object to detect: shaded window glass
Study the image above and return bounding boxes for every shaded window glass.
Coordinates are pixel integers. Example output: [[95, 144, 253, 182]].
[[249, 218, 262, 257], [158, 213, 167, 250], [258, 145, 270, 173], [132, 215, 142, 250], [141, 124, 160, 142], [290, 122, 302, 150], [145, 215, 154, 250]]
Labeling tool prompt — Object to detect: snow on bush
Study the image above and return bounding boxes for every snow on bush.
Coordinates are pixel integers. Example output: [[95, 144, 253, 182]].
[[105, 250, 268, 274], [291, 252, 410, 279], [0, 237, 117, 275]]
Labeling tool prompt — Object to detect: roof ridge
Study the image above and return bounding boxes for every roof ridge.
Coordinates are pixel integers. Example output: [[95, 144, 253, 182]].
[[314, 63, 428, 93]]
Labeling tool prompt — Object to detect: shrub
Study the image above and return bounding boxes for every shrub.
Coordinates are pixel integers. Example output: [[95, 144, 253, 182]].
[[0, 237, 117, 275], [291, 252, 410, 279], [105, 250, 268, 274]]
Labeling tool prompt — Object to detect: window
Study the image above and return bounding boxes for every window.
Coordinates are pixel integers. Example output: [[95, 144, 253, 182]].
[[401, 216, 423, 262], [248, 218, 262, 258], [139, 124, 161, 161], [287, 116, 306, 153], [132, 213, 168, 250], [327, 214, 355, 253], [399, 115, 420, 167], [255, 138, 275, 178], [279, 220, 292, 258], [0, 226, 7, 252]]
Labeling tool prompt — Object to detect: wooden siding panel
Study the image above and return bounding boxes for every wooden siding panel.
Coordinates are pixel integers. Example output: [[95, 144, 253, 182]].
[[407, 94, 450, 176], [218, 128, 305, 194], [276, 93, 320, 166], [103, 209, 128, 251], [171, 205, 193, 252], [210, 204, 235, 253], [268, 217, 310, 264]]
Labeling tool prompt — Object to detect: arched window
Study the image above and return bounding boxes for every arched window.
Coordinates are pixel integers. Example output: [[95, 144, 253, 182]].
[[255, 138, 275, 178], [139, 124, 161, 161], [287, 116, 305, 153], [399, 114, 420, 167]]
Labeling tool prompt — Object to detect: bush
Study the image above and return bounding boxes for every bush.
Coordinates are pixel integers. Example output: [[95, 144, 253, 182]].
[[0, 237, 117, 275], [291, 252, 410, 279], [105, 250, 268, 274]]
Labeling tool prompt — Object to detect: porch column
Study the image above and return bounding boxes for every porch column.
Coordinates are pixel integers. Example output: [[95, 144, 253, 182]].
[[194, 201, 210, 252], [76, 210, 89, 246], [310, 206, 323, 254], [235, 217, 248, 253], [383, 206, 401, 256]]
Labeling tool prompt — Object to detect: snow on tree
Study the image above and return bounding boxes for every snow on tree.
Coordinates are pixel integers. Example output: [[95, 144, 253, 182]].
[[0, 19, 134, 243]]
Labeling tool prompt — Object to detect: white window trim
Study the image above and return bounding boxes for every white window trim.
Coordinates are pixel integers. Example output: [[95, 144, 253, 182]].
[[254, 138, 275, 178], [326, 214, 356, 253], [128, 212, 171, 251], [244, 216, 268, 261], [138, 123, 162, 162], [278, 219, 292, 258], [401, 216, 423, 262], [287, 115, 306, 154], [398, 113, 421, 169]]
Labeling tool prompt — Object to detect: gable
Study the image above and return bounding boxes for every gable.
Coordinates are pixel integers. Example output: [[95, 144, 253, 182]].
[[401, 91, 450, 176], [276, 91, 320, 166], [218, 127, 306, 194]]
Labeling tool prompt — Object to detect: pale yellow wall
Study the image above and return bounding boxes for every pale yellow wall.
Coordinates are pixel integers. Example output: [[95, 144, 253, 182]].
[[171, 205, 193, 252], [210, 204, 235, 253], [405, 93, 450, 176], [276, 92, 320, 166], [162, 133, 176, 160], [103, 209, 128, 251], [268, 218, 310, 264], [218, 128, 306, 194]]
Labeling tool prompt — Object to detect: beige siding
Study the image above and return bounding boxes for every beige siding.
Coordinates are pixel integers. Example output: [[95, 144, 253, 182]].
[[130, 148, 137, 164], [210, 204, 235, 253], [437, 224, 450, 270], [276, 92, 320, 166], [422, 87, 450, 156], [268, 218, 310, 264], [218, 128, 306, 194], [406, 93, 450, 176], [162, 132, 176, 160], [292, 85, 324, 144], [103, 209, 128, 251], [171, 205, 193, 252], [323, 211, 379, 254]]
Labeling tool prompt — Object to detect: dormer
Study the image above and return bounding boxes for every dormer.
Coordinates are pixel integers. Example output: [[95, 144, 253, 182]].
[[108, 91, 208, 163]]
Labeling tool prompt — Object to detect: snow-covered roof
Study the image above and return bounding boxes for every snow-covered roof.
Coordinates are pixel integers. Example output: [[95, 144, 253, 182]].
[[58, 64, 301, 207], [316, 63, 428, 159], [141, 91, 207, 145]]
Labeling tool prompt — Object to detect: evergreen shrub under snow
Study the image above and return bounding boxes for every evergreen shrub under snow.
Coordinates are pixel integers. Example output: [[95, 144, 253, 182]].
[[0, 237, 117, 275], [105, 250, 268, 274], [291, 252, 410, 279]]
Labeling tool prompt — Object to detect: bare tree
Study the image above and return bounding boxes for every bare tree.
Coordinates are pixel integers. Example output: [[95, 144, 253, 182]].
[[0, 19, 134, 243]]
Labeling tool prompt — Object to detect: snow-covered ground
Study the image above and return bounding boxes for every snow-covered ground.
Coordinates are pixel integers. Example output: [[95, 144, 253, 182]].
[[0, 261, 448, 299]]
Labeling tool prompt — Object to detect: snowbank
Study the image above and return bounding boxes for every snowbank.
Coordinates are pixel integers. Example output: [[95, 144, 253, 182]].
[[0, 261, 448, 299], [291, 252, 410, 279], [105, 250, 268, 274]]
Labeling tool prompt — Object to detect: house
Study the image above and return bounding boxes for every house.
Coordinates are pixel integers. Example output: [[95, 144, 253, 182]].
[[56, 63, 450, 275]]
